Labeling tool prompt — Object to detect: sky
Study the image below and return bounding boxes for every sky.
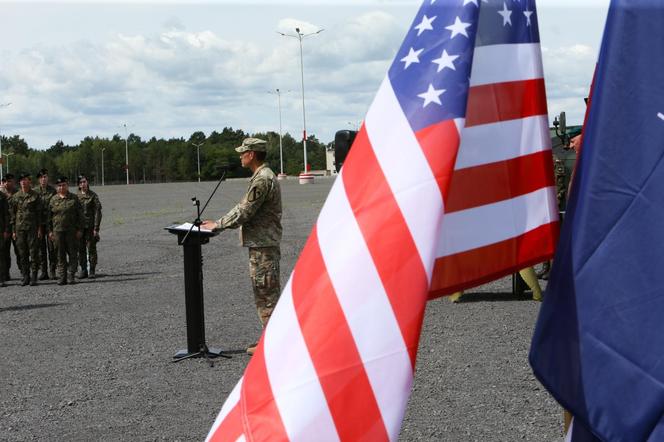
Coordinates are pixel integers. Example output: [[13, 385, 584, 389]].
[[0, 0, 610, 149]]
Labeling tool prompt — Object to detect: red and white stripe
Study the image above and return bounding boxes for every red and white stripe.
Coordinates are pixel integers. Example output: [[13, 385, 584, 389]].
[[207, 30, 558, 442], [428, 42, 559, 297], [207, 70, 458, 440]]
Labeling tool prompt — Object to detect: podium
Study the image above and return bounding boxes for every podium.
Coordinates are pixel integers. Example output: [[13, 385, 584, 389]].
[[166, 224, 228, 362]]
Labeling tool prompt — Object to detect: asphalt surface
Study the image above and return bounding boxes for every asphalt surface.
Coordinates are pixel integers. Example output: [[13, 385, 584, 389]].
[[0, 177, 563, 441]]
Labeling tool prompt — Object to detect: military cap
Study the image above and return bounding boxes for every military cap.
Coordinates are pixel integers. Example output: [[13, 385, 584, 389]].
[[77, 174, 88, 184], [36, 168, 49, 178], [18, 173, 31, 182], [235, 137, 267, 153], [55, 176, 69, 185]]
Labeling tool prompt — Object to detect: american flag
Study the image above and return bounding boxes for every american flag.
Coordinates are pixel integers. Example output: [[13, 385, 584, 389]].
[[207, 0, 557, 440]]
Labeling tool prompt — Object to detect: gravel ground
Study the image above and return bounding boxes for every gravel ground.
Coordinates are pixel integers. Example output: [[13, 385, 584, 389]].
[[0, 177, 563, 441]]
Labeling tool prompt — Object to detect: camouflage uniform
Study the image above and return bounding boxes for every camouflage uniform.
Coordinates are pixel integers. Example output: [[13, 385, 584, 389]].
[[77, 189, 102, 278], [216, 163, 282, 327], [48, 192, 84, 284], [0, 187, 17, 280], [0, 192, 10, 286], [36, 184, 57, 279], [9, 188, 43, 285]]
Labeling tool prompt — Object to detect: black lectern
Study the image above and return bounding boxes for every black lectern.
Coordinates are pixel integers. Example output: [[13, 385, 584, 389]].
[[166, 224, 228, 362]]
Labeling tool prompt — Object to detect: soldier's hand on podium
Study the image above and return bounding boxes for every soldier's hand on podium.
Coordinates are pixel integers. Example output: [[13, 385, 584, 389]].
[[201, 220, 219, 231]]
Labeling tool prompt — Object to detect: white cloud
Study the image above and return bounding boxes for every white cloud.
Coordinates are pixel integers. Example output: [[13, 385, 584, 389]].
[[0, 9, 402, 148], [0, 2, 609, 148], [542, 44, 597, 125]]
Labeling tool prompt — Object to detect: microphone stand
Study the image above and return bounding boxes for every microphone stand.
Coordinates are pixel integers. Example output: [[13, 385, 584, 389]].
[[180, 169, 227, 245]]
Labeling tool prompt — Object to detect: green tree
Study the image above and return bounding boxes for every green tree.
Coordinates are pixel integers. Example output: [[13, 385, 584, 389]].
[[3, 125, 334, 184]]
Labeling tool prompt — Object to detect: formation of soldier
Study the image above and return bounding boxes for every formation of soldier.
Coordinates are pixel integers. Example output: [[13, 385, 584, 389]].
[[0, 169, 102, 286]]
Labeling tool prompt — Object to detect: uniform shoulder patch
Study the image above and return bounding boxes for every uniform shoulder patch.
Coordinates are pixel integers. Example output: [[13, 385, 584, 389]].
[[248, 186, 262, 202]]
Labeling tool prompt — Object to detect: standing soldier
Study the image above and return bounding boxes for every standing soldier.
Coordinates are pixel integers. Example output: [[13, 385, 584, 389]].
[[0, 191, 10, 287], [49, 177, 83, 285], [1, 173, 18, 280], [201, 137, 282, 355], [36, 169, 57, 280], [76, 175, 102, 279], [9, 173, 43, 286]]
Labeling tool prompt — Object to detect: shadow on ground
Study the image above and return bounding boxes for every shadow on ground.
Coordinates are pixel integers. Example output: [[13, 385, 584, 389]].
[[0, 302, 68, 313], [453, 292, 537, 303]]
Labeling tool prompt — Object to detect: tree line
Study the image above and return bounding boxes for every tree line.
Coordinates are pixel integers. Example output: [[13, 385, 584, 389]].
[[0, 128, 330, 185]]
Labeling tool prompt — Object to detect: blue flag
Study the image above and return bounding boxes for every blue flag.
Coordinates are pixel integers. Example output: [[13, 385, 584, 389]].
[[529, 1, 664, 440]]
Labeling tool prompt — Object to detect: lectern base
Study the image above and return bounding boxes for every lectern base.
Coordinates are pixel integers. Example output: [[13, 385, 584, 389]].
[[172, 346, 231, 363]]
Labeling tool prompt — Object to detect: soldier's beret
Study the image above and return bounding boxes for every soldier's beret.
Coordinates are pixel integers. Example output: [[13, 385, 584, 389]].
[[235, 137, 267, 153], [5, 173, 15, 180], [18, 173, 31, 181], [36, 168, 49, 178], [55, 176, 69, 185], [77, 175, 88, 184]]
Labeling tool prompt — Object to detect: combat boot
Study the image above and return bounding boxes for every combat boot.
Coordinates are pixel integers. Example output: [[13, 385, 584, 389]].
[[21, 273, 30, 286], [449, 292, 464, 303], [57, 277, 67, 286], [68, 272, 76, 285], [89, 266, 96, 279], [30, 272, 38, 286], [77, 268, 88, 279], [246, 342, 259, 355], [39, 272, 49, 280]]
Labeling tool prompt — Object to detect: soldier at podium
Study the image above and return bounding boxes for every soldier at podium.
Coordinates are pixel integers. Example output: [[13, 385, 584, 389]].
[[202, 137, 283, 356]]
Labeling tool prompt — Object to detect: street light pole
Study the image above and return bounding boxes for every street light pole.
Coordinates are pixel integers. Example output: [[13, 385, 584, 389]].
[[101, 147, 106, 186], [268, 88, 289, 180], [278, 27, 323, 184], [123, 123, 129, 185], [2, 153, 14, 173], [192, 142, 203, 183], [0, 102, 11, 180]]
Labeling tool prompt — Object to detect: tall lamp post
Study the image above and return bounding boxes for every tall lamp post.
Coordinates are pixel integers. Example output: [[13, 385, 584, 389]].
[[0, 102, 11, 180], [123, 123, 130, 185], [192, 142, 203, 183], [101, 147, 106, 186], [2, 152, 14, 173], [268, 88, 289, 180], [278, 27, 323, 184]]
